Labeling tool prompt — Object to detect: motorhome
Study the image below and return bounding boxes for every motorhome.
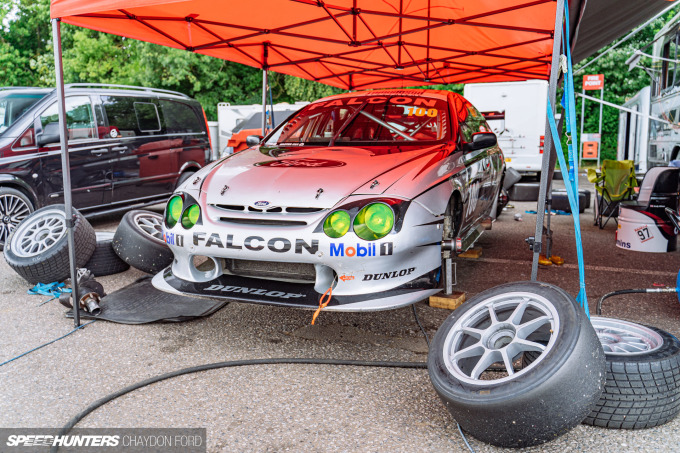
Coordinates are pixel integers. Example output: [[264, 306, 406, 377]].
[[464, 80, 548, 178], [617, 86, 651, 174]]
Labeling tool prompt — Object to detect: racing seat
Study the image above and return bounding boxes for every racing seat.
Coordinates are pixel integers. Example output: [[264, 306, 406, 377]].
[[587, 159, 637, 229]]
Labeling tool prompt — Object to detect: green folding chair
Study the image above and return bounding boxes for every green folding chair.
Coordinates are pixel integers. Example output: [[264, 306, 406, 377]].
[[587, 159, 637, 229]]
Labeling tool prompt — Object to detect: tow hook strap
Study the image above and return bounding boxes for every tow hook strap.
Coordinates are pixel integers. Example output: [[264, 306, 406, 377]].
[[312, 285, 333, 325]]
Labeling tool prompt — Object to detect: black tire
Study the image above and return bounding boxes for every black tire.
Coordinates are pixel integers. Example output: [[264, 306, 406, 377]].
[[428, 281, 605, 448], [176, 170, 196, 189], [583, 318, 680, 429], [3, 204, 96, 284], [112, 210, 173, 274], [84, 232, 131, 277], [0, 187, 34, 251]]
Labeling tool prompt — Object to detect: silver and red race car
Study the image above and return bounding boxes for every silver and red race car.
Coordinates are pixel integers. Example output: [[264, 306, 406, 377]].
[[153, 89, 505, 311]]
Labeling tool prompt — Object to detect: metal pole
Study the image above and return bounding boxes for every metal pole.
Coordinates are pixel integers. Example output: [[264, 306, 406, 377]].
[[531, 0, 564, 281], [579, 88, 585, 167], [52, 18, 80, 327], [598, 86, 604, 168], [262, 69, 268, 136]]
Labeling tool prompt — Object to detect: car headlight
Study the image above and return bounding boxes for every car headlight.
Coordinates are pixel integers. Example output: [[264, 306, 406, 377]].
[[353, 203, 394, 241], [181, 204, 201, 229], [323, 210, 351, 238], [166, 195, 183, 228]]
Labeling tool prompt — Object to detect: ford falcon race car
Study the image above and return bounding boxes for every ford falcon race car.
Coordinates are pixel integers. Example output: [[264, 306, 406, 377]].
[[152, 89, 505, 311]]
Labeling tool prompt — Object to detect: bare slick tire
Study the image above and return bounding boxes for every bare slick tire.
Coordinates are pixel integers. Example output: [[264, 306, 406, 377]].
[[112, 210, 173, 274], [84, 232, 130, 277], [3, 205, 96, 284], [428, 281, 605, 448]]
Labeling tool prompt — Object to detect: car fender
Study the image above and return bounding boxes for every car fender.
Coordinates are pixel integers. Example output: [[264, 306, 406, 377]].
[[0, 174, 38, 205]]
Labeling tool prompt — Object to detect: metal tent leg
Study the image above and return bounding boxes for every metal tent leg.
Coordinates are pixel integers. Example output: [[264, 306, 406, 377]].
[[51, 18, 80, 327], [262, 69, 268, 136], [531, 0, 564, 281]]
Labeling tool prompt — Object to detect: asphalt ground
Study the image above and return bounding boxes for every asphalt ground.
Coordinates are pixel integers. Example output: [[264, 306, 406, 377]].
[[1, 179, 680, 453]]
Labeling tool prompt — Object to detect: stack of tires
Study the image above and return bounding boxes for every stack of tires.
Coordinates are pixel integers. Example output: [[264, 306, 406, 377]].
[[3, 205, 174, 284], [427, 282, 680, 448]]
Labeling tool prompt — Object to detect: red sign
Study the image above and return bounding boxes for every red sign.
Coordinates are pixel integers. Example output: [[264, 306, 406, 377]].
[[583, 74, 604, 90]]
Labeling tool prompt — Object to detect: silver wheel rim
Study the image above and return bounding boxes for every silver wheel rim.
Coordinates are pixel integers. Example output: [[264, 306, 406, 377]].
[[133, 212, 163, 241], [10, 208, 66, 258], [0, 193, 31, 245], [591, 317, 663, 355], [442, 291, 560, 385]]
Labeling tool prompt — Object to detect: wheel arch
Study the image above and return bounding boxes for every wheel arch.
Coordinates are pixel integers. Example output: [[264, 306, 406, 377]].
[[0, 176, 38, 208]]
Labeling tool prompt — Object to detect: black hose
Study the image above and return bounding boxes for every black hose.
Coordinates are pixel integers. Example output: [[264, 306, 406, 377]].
[[53, 357, 427, 452], [596, 289, 654, 316]]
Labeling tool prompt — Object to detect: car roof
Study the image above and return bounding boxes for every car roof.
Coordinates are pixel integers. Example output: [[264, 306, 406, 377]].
[[1, 84, 193, 101], [315, 89, 453, 104]]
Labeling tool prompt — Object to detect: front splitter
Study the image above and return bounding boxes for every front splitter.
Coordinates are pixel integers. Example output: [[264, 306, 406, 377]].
[[152, 268, 440, 312]]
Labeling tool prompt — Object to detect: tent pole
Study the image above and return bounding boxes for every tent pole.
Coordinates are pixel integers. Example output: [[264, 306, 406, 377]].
[[262, 69, 268, 136], [531, 0, 564, 281], [51, 18, 80, 327]]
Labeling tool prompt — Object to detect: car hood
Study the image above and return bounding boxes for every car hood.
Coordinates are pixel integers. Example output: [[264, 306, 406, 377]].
[[201, 145, 442, 209]]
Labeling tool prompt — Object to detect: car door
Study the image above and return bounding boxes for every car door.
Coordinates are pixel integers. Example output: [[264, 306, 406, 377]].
[[459, 103, 495, 223], [102, 95, 175, 204], [36, 95, 112, 209]]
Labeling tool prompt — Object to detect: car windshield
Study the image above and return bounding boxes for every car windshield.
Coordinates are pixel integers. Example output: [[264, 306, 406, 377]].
[[0, 91, 48, 136], [264, 95, 449, 147]]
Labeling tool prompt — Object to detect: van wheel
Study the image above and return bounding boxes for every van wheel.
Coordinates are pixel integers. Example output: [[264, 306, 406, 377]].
[[583, 318, 680, 429], [428, 281, 605, 448], [112, 210, 174, 274], [3, 204, 96, 284], [0, 187, 34, 251]]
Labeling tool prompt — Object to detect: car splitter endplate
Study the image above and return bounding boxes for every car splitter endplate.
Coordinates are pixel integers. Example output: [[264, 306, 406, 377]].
[[152, 268, 442, 312]]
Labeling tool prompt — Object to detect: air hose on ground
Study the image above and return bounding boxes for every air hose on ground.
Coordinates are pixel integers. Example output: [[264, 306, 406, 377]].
[[596, 287, 679, 316]]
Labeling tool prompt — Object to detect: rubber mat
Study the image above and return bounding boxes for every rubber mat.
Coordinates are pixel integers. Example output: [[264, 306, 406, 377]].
[[66, 277, 227, 324]]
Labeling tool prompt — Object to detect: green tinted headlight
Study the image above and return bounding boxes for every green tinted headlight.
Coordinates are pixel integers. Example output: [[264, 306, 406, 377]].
[[353, 203, 394, 241], [323, 210, 351, 238], [181, 204, 201, 229], [166, 195, 183, 228]]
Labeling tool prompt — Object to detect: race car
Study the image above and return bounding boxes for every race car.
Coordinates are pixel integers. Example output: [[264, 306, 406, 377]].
[[152, 89, 505, 311]]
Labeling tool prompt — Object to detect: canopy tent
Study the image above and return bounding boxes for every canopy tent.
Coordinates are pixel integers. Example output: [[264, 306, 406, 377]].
[[48, 0, 676, 325]]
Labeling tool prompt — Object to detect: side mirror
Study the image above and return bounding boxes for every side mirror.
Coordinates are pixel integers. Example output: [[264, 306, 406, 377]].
[[37, 122, 61, 147], [463, 132, 497, 151], [246, 135, 263, 147]]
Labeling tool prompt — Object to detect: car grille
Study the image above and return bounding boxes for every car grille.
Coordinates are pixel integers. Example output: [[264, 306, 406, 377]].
[[218, 217, 307, 226], [211, 204, 324, 214], [225, 259, 316, 282]]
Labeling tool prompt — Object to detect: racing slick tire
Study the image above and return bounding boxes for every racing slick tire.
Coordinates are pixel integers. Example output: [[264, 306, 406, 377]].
[[3, 204, 96, 284], [428, 281, 605, 448], [84, 232, 130, 277], [582, 318, 680, 429], [112, 210, 174, 274]]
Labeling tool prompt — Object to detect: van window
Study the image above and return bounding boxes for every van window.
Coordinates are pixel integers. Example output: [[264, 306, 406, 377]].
[[102, 96, 163, 137], [160, 100, 204, 134], [134, 102, 161, 132], [40, 96, 97, 141]]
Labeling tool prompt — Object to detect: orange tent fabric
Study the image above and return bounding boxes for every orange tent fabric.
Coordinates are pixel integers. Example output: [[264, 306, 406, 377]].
[[51, 0, 559, 90]]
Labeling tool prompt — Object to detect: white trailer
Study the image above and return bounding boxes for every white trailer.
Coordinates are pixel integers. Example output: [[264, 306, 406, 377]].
[[617, 86, 651, 174], [464, 80, 548, 176]]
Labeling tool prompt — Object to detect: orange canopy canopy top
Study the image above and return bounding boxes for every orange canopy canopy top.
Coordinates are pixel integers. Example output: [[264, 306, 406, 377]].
[[50, 0, 563, 90]]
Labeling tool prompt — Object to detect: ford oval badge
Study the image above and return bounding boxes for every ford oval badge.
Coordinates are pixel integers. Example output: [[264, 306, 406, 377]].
[[253, 201, 270, 207]]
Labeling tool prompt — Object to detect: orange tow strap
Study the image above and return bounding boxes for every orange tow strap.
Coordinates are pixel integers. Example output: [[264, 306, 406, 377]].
[[311, 285, 333, 325]]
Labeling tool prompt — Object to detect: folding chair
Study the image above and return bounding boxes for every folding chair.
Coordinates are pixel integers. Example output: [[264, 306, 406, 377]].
[[587, 159, 637, 229]]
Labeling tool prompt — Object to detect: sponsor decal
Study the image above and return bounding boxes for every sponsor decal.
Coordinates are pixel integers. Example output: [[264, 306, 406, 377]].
[[465, 180, 481, 217], [308, 96, 437, 109], [204, 284, 304, 299], [616, 239, 631, 249], [363, 267, 415, 281], [329, 242, 393, 257], [193, 232, 318, 255], [253, 201, 270, 207], [339, 275, 354, 282], [254, 158, 346, 168], [109, 127, 119, 138], [163, 231, 184, 247], [635, 225, 654, 243], [362, 267, 416, 282]]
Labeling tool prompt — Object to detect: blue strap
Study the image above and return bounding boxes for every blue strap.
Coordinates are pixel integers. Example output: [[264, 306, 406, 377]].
[[28, 282, 72, 306]]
